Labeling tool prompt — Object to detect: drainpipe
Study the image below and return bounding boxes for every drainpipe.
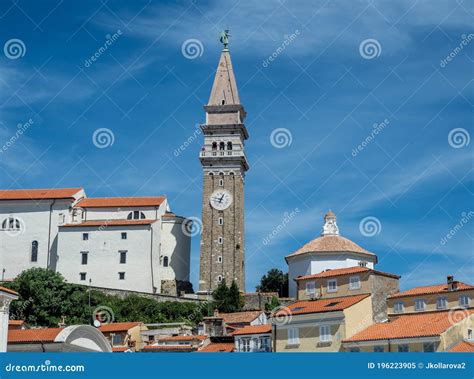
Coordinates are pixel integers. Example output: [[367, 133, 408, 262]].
[[150, 225, 155, 293], [46, 200, 56, 269], [272, 323, 276, 352]]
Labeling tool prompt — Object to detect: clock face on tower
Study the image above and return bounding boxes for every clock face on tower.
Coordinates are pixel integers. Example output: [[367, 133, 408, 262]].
[[210, 189, 233, 210]]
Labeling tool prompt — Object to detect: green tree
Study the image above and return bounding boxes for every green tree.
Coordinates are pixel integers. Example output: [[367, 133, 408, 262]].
[[265, 296, 281, 312], [212, 280, 243, 313], [256, 268, 289, 297]]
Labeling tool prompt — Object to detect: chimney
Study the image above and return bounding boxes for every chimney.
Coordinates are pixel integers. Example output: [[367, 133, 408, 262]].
[[213, 309, 219, 317], [447, 275, 456, 291]]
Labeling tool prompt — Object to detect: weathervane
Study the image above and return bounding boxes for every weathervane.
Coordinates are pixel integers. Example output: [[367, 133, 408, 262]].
[[219, 29, 230, 51]]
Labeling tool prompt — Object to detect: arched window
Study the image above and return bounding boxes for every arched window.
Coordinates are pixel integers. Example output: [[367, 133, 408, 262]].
[[212, 142, 217, 151], [163, 256, 169, 267], [127, 211, 146, 220], [31, 241, 38, 262], [221, 99, 226, 105], [219, 142, 225, 150], [2, 217, 21, 230], [227, 142, 232, 150]]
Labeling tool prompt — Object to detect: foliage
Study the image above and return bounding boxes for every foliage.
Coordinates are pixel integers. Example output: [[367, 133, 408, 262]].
[[212, 280, 244, 313], [256, 268, 289, 297], [4, 268, 211, 328], [264, 296, 281, 312]]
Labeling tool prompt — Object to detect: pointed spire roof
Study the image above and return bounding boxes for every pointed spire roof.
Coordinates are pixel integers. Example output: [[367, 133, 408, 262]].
[[208, 50, 240, 106]]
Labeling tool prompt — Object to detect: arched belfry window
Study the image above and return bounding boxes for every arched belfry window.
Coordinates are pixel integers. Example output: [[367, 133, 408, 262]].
[[212, 142, 217, 151], [127, 211, 146, 220], [227, 142, 232, 150], [2, 217, 21, 230], [31, 241, 38, 262], [163, 256, 169, 267], [219, 142, 225, 151]]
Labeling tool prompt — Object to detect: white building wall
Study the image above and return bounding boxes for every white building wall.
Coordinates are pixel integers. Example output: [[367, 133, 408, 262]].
[[81, 204, 167, 222]]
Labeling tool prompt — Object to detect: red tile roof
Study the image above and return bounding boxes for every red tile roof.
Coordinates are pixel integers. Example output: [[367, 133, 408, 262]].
[[8, 328, 63, 343], [98, 322, 142, 333], [143, 345, 195, 352], [296, 266, 399, 281], [158, 335, 207, 341], [343, 309, 474, 342], [449, 340, 474, 352], [0, 188, 82, 201], [232, 324, 272, 336], [389, 282, 474, 299], [197, 343, 234, 353], [112, 347, 129, 352], [76, 197, 165, 208], [8, 320, 25, 326], [220, 311, 264, 324], [286, 235, 376, 261], [0, 286, 19, 296], [61, 219, 157, 228], [275, 294, 370, 317]]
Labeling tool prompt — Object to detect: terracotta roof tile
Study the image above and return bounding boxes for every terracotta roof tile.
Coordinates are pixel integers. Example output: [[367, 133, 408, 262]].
[[286, 235, 376, 260], [296, 266, 399, 281], [197, 343, 234, 353], [343, 309, 474, 342], [158, 335, 207, 341], [143, 345, 195, 352], [8, 328, 63, 343], [0, 188, 82, 201], [98, 322, 142, 333], [0, 286, 19, 296], [389, 282, 474, 299], [76, 197, 165, 208], [61, 219, 157, 228], [449, 340, 474, 352], [112, 347, 129, 352], [220, 311, 264, 324], [276, 294, 370, 317], [232, 324, 272, 336], [8, 320, 25, 326]]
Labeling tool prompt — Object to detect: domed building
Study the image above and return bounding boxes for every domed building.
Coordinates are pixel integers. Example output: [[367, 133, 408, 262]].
[[286, 211, 378, 297]]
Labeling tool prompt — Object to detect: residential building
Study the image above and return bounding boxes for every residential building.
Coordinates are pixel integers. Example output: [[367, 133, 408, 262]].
[[0, 286, 18, 352], [143, 335, 208, 352], [200, 310, 268, 337], [232, 324, 272, 352], [342, 309, 473, 352], [449, 340, 474, 352], [273, 294, 373, 352], [296, 266, 399, 321], [286, 211, 378, 297], [198, 340, 235, 353], [98, 322, 146, 352], [387, 276, 473, 315], [8, 320, 26, 330], [0, 188, 191, 295], [7, 325, 112, 352]]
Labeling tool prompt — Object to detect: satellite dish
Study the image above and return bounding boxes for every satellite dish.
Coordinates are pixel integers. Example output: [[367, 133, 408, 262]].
[[93, 320, 101, 328]]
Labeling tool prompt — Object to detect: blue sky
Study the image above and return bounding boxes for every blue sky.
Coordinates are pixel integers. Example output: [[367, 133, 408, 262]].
[[0, 0, 472, 292]]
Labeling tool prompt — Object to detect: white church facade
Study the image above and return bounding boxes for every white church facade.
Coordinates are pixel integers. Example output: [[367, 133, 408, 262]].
[[0, 188, 191, 295]]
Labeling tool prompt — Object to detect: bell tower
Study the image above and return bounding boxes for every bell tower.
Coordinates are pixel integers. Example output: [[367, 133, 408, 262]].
[[198, 32, 249, 294]]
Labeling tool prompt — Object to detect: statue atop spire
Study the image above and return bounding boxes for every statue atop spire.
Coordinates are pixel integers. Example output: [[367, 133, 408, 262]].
[[322, 210, 339, 236], [219, 30, 230, 51]]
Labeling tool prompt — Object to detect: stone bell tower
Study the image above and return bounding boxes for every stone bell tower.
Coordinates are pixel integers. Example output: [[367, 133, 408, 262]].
[[198, 32, 249, 294]]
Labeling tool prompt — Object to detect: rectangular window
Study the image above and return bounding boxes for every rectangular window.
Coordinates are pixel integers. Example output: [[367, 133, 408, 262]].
[[436, 297, 447, 310], [349, 276, 361, 290], [81, 252, 88, 265], [319, 325, 331, 342], [305, 281, 316, 295], [374, 346, 384, 352], [217, 256, 222, 263], [82, 233, 89, 241], [119, 251, 127, 264], [218, 217, 223, 225], [459, 295, 470, 307], [218, 237, 223, 245], [112, 334, 123, 345], [423, 342, 435, 352], [219, 179, 224, 186], [394, 302, 404, 313], [242, 338, 250, 352], [468, 329, 472, 340], [118, 272, 125, 280], [288, 328, 299, 345], [121, 232, 127, 240], [415, 299, 426, 311], [327, 279, 337, 293], [79, 272, 86, 281], [350, 347, 360, 352], [398, 344, 409, 352]]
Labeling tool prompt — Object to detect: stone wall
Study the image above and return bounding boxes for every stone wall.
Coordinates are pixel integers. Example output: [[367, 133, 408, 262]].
[[243, 292, 279, 311], [370, 275, 400, 322]]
